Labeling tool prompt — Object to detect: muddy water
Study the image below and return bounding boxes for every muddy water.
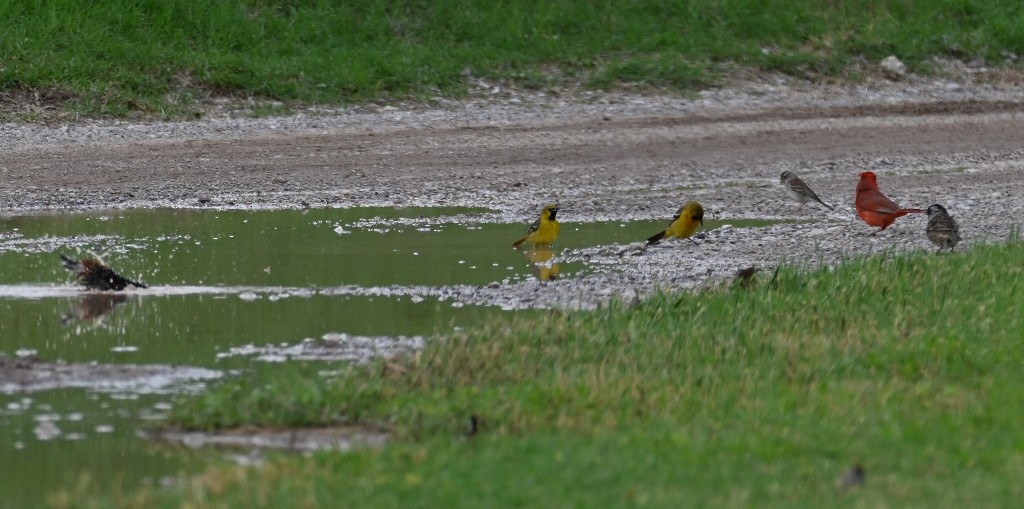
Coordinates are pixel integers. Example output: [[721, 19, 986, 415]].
[[2, 207, 737, 508]]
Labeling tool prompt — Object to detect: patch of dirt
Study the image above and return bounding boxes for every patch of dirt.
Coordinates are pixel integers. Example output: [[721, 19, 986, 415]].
[[1, 75, 1023, 307], [0, 86, 80, 122]]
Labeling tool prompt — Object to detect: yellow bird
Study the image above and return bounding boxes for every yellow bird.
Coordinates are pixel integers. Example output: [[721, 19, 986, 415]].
[[513, 203, 560, 248], [646, 201, 704, 245]]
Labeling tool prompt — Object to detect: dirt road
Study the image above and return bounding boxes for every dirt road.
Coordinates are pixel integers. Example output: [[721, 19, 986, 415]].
[[3, 78, 1023, 307]]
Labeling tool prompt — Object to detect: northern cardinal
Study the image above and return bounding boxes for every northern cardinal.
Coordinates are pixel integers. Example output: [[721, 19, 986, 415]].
[[780, 171, 833, 211], [647, 201, 704, 245], [60, 253, 148, 291], [854, 172, 924, 235], [925, 204, 962, 252]]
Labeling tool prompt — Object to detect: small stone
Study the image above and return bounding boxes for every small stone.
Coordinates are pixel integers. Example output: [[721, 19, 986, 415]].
[[880, 56, 907, 78]]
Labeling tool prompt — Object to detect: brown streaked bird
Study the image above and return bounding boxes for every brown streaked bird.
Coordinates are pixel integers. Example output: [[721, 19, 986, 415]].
[[732, 266, 761, 290], [925, 204, 962, 253], [60, 253, 147, 291], [836, 464, 865, 490], [780, 171, 833, 211], [855, 172, 925, 235]]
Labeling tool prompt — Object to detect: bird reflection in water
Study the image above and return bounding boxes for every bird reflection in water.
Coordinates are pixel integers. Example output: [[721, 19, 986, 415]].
[[60, 293, 129, 325], [523, 246, 560, 281]]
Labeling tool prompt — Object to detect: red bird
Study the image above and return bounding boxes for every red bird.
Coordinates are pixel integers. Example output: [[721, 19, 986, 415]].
[[854, 172, 924, 235]]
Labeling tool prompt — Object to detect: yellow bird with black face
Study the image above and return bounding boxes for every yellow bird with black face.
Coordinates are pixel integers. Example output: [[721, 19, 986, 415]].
[[513, 203, 560, 248], [646, 201, 704, 245]]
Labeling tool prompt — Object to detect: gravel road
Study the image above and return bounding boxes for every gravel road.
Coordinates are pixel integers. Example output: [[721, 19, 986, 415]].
[[3, 74, 1023, 309]]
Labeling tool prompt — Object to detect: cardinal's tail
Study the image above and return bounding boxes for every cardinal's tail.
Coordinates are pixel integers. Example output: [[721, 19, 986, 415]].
[[898, 208, 926, 215]]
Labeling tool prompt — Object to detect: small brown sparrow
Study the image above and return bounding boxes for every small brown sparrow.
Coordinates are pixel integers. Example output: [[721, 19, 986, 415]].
[[925, 204, 962, 252], [780, 170, 833, 211]]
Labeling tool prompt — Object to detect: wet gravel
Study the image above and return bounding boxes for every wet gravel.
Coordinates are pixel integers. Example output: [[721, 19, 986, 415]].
[[2, 73, 1024, 310]]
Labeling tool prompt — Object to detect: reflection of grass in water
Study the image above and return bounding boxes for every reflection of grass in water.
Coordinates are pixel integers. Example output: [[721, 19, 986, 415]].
[[134, 240, 1024, 508], [3, 389, 206, 509]]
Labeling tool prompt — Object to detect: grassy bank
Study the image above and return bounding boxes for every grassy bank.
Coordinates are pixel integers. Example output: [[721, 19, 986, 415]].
[[2, 0, 1023, 119], [56, 240, 1024, 508]]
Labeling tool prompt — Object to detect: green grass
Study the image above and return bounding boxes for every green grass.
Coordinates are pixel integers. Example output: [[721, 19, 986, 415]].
[[3, 0, 1024, 119], [56, 240, 1024, 508]]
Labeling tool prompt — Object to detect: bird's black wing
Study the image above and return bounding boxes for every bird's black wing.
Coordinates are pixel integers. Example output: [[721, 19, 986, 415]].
[[525, 217, 541, 234]]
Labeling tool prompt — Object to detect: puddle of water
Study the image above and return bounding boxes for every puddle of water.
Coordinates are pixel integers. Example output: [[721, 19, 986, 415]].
[[0, 292, 502, 366], [0, 208, 790, 507], [0, 389, 207, 509]]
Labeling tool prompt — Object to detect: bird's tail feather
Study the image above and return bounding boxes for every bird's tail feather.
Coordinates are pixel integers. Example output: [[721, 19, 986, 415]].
[[512, 237, 527, 248], [646, 231, 666, 245], [60, 253, 80, 271], [892, 208, 926, 218]]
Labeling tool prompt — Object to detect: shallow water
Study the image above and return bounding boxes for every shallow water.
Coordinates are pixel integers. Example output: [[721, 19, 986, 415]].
[[0, 207, 785, 507]]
